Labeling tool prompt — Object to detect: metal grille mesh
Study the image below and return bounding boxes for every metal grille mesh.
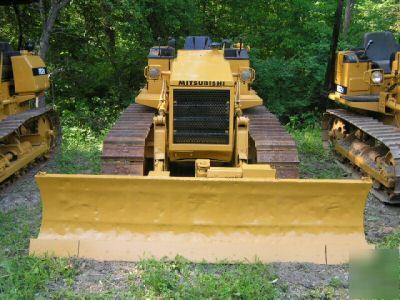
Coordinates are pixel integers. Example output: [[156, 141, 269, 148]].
[[173, 89, 230, 144]]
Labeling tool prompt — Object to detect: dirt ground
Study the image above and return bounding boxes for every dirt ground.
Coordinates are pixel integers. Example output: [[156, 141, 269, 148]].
[[1, 161, 399, 299]]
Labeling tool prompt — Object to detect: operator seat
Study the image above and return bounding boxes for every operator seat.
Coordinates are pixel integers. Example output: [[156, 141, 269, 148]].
[[363, 31, 400, 73], [0, 42, 20, 81], [184, 36, 212, 50]]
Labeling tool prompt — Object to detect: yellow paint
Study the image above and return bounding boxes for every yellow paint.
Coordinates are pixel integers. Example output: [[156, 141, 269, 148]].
[[30, 173, 372, 264], [0, 48, 53, 183], [331, 50, 399, 114], [0, 116, 53, 183], [135, 88, 160, 109], [327, 48, 400, 194], [170, 50, 234, 86], [11, 54, 49, 94], [328, 92, 379, 111], [239, 92, 263, 109], [334, 143, 393, 188]]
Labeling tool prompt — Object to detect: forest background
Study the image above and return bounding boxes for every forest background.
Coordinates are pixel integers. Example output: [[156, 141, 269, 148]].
[[0, 0, 399, 135]]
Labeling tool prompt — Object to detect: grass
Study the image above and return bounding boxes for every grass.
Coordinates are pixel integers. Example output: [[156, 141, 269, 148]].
[[51, 125, 104, 174], [0, 120, 397, 298], [288, 126, 346, 179], [0, 208, 77, 298], [0, 208, 280, 298], [129, 258, 279, 299], [0, 256, 77, 299], [0, 212, 280, 299], [0, 122, 282, 299], [378, 230, 400, 249]]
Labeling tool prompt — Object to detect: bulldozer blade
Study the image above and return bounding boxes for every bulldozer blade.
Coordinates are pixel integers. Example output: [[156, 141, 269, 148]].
[[30, 173, 373, 264]]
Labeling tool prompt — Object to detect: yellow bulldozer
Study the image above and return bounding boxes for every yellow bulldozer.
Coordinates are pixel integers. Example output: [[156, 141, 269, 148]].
[[0, 0, 58, 186], [322, 1, 400, 204], [30, 35, 373, 264]]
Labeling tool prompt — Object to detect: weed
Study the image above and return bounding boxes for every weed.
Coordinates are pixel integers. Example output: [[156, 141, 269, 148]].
[[378, 230, 400, 249], [287, 126, 346, 179], [0, 207, 40, 257], [0, 207, 77, 299], [329, 276, 344, 288], [0, 255, 77, 299], [128, 257, 279, 299], [0, 118, 358, 299], [52, 124, 105, 174]]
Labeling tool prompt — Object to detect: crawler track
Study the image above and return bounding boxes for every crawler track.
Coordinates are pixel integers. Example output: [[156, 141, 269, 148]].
[[0, 106, 53, 140], [245, 105, 299, 178], [102, 103, 299, 178], [0, 106, 59, 187], [101, 104, 156, 175], [324, 108, 400, 203]]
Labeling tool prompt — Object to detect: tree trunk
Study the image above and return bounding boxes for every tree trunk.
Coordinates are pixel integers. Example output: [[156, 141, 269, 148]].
[[38, 0, 71, 60], [343, 0, 355, 34]]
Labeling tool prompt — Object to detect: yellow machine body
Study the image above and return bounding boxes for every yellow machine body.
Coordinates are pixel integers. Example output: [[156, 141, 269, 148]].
[[0, 50, 49, 120], [329, 51, 399, 116], [30, 173, 372, 264], [0, 43, 55, 184], [31, 37, 373, 263], [325, 31, 400, 202], [136, 47, 261, 163]]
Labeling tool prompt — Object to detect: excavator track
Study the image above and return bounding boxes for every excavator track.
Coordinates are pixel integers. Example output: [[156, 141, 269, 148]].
[[0, 106, 59, 187], [101, 103, 156, 175], [324, 108, 400, 203], [245, 105, 299, 178], [102, 103, 299, 178]]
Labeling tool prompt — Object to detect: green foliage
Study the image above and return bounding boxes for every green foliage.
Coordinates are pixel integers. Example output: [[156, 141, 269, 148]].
[[0, 2, 399, 298], [0, 256, 77, 299], [0, 207, 40, 258], [1, 0, 398, 128], [0, 208, 77, 299], [378, 230, 400, 249], [52, 112, 104, 174], [344, 0, 400, 44], [129, 257, 279, 299], [287, 124, 345, 179], [253, 56, 327, 121]]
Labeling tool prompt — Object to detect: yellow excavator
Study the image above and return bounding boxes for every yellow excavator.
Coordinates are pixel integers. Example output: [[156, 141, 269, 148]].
[[0, 0, 58, 186], [323, 1, 400, 203], [30, 34, 372, 264]]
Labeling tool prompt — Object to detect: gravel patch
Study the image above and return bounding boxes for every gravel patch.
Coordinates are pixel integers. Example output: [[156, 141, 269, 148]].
[[72, 260, 136, 295], [365, 193, 400, 242], [0, 161, 45, 212], [272, 263, 348, 299]]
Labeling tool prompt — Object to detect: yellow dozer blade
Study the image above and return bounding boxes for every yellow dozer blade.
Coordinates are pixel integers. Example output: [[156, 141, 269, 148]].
[[30, 173, 373, 264]]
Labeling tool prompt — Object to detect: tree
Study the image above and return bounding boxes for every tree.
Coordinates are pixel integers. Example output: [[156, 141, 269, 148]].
[[343, 0, 355, 34], [38, 0, 71, 59]]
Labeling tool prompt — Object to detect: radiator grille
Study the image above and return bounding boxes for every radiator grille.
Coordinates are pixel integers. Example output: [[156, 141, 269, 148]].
[[173, 89, 230, 144]]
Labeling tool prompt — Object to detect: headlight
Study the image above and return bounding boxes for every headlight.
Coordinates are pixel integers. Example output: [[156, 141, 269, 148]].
[[149, 67, 160, 79], [371, 71, 383, 84], [240, 70, 252, 82]]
